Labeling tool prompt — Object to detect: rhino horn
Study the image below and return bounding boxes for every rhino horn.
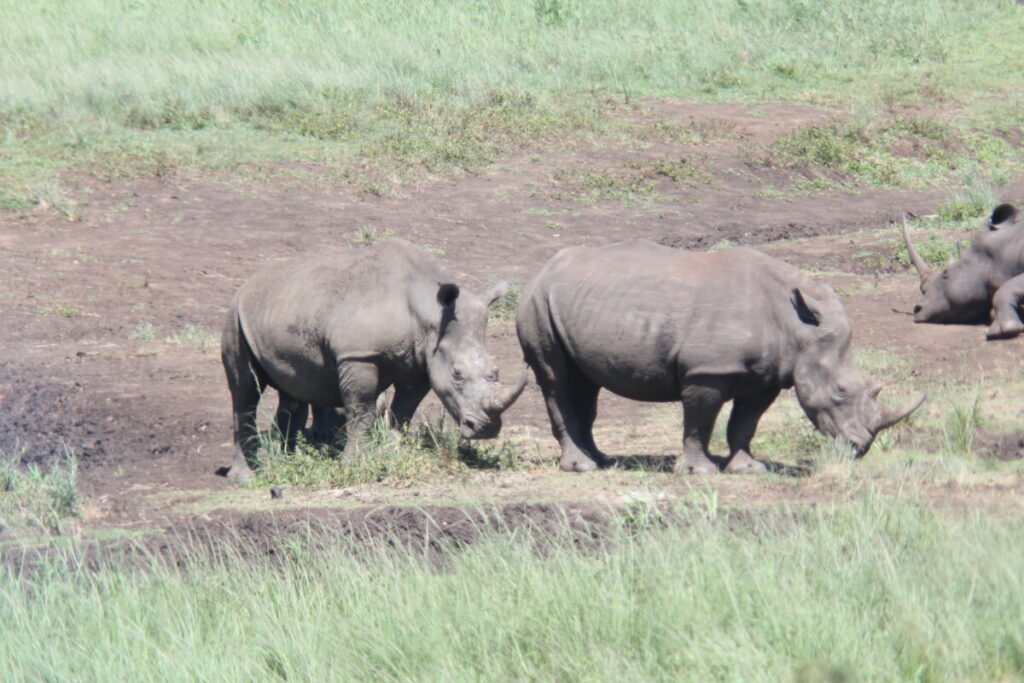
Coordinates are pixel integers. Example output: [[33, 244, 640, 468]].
[[872, 391, 927, 433], [868, 383, 882, 400], [900, 214, 933, 288], [489, 366, 528, 413]]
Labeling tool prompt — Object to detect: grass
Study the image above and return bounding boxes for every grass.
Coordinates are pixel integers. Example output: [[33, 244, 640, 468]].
[[1, 494, 1022, 680], [129, 321, 156, 341], [165, 323, 217, 348], [0, 447, 80, 533], [253, 416, 524, 488], [3, 1, 1024, 209], [487, 279, 522, 323]]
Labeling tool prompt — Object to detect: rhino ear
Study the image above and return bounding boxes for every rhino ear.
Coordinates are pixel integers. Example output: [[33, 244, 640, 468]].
[[437, 283, 460, 308], [989, 204, 1017, 231], [483, 281, 510, 307], [792, 288, 824, 327]]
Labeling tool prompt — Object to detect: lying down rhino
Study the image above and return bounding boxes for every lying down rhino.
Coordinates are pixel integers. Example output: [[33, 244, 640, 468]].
[[222, 238, 526, 481], [516, 240, 925, 474], [902, 203, 1024, 339]]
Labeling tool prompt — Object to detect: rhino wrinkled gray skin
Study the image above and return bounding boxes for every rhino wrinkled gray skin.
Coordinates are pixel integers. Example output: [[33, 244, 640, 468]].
[[902, 203, 1024, 340], [222, 239, 526, 482], [516, 240, 925, 474]]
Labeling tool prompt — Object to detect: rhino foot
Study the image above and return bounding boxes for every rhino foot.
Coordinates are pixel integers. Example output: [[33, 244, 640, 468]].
[[225, 463, 255, 484], [676, 454, 718, 475], [986, 318, 1024, 340], [724, 452, 768, 475], [559, 455, 600, 472]]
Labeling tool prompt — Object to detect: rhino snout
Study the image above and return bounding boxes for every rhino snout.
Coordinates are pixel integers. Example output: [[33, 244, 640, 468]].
[[459, 414, 501, 439]]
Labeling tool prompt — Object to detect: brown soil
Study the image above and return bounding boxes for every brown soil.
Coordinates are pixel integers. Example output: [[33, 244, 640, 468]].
[[2, 101, 1023, 552]]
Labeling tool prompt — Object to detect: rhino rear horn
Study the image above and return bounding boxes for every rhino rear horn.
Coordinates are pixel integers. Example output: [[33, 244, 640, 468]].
[[489, 366, 529, 414], [872, 391, 927, 433], [900, 215, 933, 289]]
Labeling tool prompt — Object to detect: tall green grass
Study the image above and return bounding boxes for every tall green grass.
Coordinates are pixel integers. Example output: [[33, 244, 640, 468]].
[[2, 1, 1023, 205], [1, 496, 1021, 680]]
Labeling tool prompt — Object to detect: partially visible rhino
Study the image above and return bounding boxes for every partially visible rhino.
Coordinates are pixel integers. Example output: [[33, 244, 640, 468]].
[[222, 239, 526, 481], [516, 240, 924, 474], [903, 203, 1024, 339]]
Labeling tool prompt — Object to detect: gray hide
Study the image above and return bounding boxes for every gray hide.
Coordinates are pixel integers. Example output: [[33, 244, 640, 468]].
[[221, 239, 526, 481], [902, 203, 1024, 339], [516, 240, 925, 474]]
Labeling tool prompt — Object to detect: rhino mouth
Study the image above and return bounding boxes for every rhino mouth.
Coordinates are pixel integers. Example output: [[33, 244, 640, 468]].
[[459, 415, 500, 439]]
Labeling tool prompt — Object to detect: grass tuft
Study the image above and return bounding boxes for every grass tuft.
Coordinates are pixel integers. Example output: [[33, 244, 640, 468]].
[[253, 416, 523, 488], [0, 446, 80, 533]]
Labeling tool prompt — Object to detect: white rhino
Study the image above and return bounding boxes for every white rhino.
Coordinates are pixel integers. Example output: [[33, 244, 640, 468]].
[[516, 240, 924, 474], [222, 239, 525, 481]]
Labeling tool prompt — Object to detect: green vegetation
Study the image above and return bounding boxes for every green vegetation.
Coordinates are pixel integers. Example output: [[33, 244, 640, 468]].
[[254, 417, 523, 488], [2, 495, 1022, 680], [129, 321, 156, 341], [0, 448, 80, 533], [487, 279, 523, 323], [165, 323, 217, 348], [3, 1, 1024, 209]]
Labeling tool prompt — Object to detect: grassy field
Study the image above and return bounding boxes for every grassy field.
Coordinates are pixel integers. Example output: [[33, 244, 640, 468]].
[[4, 1, 1024, 679], [2, 0, 1023, 209], [2, 495, 1022, 680]]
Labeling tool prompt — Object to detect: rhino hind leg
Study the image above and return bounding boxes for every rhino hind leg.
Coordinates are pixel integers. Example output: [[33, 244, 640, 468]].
[[523, 349, 605, 472], [677, 382, 726, 475], [275, 391, 310, 452], [986, 274, 1024, 340], [221, 315, 267, 483], [723, 388, 779, 474]]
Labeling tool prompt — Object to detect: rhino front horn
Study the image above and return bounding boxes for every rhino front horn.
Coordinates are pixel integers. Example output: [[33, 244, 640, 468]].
[[900, 215, 933, 288], [489, 366, 529, 413], [873, 391, 927, 433]]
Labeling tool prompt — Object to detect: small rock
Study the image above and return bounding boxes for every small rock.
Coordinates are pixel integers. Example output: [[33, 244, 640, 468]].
[[269, 487, 283, 500]]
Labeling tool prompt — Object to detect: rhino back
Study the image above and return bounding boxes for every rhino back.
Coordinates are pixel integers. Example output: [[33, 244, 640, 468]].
[[521, 241, 802, 401], [237, 240, 448, 402]]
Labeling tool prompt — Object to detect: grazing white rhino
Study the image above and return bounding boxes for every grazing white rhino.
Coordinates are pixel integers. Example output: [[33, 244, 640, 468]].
[[902, 204, 1024, 339], [516, 240, 925, 474], [222, 239, 526, 481]]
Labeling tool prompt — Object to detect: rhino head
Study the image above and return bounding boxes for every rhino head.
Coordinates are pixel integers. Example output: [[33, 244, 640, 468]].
[[903, 204, 1020, 324], [790, 286, 925, 457], [428, 282, 527, 439]]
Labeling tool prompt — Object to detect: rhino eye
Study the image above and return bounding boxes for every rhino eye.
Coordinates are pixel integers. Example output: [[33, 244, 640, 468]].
[[833, 385, 849, 402]]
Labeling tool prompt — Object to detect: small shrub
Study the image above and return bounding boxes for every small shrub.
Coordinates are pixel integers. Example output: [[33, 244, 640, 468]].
[[351, 226, 394, 246], [130, 321, 156, 341], [254, 415, 523, 488], [488, 280, 522, 323], [166, 323, 216, 348], [936, 179, 999, 223], [941, 390, 983, 458], [892, 234, 962, 269], [0, 446, 80, 532]]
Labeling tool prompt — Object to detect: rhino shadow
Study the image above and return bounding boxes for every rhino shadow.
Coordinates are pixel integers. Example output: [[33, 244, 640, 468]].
[[603, 454, 812, 478]]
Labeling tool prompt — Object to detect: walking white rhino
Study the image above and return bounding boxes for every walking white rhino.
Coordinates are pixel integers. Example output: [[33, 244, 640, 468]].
[[222, 239, 526, 481], [516, 240, 925, 474]]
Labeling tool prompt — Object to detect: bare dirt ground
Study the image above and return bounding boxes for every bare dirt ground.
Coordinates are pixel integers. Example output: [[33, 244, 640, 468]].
[[2, 102, 1023, 550]]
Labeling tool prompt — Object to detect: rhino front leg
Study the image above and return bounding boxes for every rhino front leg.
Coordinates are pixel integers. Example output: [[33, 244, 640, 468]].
[[530, 359, 605, 472], [337, 361, 386, 459], [987, 274, 1024, 340], [389, 379, 432, 430], [723, 388, 779, 474], [677, 381, 725, 475]]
